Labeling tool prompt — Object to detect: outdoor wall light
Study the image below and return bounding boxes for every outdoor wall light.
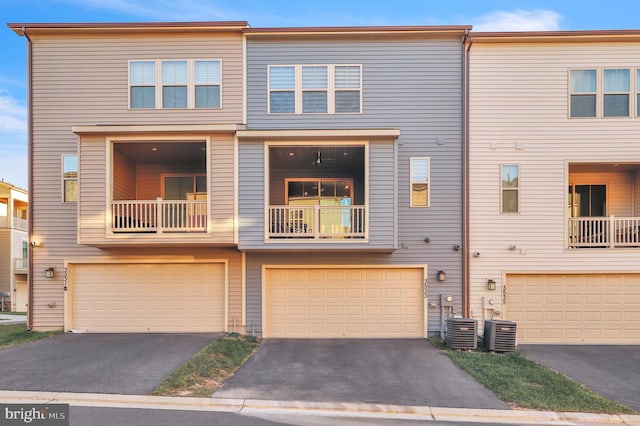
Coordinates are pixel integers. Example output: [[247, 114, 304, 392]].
[[44, 267, 55, 279], [30, 240, 40, 248], [487, 279, 497, 290], [437, 270, 446, 282]]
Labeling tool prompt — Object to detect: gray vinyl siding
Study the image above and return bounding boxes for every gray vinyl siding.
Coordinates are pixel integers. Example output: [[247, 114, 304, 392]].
[[243, 36, 465, 334], [28, 30, 244, 330]]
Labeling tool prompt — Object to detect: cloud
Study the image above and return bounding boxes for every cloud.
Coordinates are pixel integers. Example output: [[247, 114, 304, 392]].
[[0, 93, 27, 132], [474, 9, 562, 32]]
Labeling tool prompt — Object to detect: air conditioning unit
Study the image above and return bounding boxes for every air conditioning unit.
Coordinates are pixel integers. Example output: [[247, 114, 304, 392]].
[[446, 318, 477, 349], [484, 320, 517, 352]]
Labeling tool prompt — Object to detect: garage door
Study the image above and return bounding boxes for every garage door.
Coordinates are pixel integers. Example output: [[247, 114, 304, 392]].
[[70, 263, 225, 332], [265, 267, 425, 338], [507, 274, 640, 344]]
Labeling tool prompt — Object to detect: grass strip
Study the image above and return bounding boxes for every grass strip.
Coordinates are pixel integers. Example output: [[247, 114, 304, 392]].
[[430, 337, 634, 414], [152, 335, 259, 397], [0, 324, 62, 349]]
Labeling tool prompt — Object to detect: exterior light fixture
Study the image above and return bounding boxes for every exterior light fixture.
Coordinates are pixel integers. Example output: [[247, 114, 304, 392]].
[[487, 279, 497, 290], [437, 270, 446, 282], [45, 267, 55, 279], [30, 240, 40, 248]]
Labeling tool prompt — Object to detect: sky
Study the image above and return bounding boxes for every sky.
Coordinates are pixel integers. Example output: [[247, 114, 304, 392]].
[[1, 0, 640, 189]]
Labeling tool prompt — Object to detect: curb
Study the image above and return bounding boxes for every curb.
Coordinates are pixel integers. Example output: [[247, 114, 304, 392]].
[[0, 390, 638, 425]]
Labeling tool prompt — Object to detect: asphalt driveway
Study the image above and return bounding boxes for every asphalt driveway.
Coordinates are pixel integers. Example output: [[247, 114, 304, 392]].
[[214, 339, 508, 409], [520, 345, 640, 412], [0, 333, 221, 394]]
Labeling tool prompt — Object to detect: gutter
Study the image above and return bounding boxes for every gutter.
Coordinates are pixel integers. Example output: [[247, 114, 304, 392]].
[[462, 30, 473, 318], [22, 26, 33, 331]]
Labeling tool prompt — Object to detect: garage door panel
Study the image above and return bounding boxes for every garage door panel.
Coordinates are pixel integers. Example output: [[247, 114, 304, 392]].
[[72, 263, 225, 333], [508, 274, 640, 344], [266, 267, 424, 338]]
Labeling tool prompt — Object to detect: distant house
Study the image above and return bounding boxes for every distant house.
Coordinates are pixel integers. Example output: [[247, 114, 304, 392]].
[[0, 181, 28, 312], [468, 30, 640, 344]]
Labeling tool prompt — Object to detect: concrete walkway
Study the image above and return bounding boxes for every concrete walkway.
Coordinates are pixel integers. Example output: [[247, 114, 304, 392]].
[[0, 313, 26, 325], [1, 390, 638, 425]]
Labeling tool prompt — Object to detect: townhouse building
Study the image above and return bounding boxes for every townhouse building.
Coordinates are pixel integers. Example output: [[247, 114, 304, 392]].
[[0, 181, 28, 311]]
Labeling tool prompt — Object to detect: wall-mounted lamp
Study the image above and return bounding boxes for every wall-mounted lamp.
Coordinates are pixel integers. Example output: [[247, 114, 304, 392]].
[[437, 270, 446, 282], [44, 267, 55, 279], [487, 279, 496, 290], [453, 244, 461, 251], [31, 241, 41, 248], [472, 251, 480, 257]]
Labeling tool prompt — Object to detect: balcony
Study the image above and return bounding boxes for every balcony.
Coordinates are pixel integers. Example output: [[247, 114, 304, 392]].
[[268, 205, 366, 239], [568, 216, 640, 248], [111, 199, 207, 234], [14, 258, 27, 274], [0, 216, 27, 230]]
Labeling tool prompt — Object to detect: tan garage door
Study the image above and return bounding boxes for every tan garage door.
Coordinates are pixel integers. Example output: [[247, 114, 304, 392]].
[[265, 267, 425, 338], [507, 274, 640, 344], [70, 263, 225, 332]]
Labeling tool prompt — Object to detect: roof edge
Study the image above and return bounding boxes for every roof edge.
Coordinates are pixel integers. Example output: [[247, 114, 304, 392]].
[[472, 29, 640, 42], [244, 25, 471, 35], [8, 21, 250, 35]]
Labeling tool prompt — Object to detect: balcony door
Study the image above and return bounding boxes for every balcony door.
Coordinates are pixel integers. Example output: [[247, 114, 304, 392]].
[[569, 184, 606, 217], [163, 175, 206, 200]]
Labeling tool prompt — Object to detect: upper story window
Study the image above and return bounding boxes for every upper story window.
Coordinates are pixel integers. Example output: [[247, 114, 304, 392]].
[[410, 157, 430, 207], [63, 155, 78, 203], [501, 164, 519, 214], [129, 60, 221, 109], [268, 64, 361, 114], [569, 68, 634, 118]]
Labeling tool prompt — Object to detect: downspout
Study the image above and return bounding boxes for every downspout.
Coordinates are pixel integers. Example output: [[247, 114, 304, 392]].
[[462, 30, 473, 318], [22, 26, 34, 331]]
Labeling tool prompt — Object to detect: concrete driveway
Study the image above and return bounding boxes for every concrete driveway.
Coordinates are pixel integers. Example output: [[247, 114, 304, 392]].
[[214, 339, 508, 409], [520, 345, 640, 412], [0, 333, 221, 394]]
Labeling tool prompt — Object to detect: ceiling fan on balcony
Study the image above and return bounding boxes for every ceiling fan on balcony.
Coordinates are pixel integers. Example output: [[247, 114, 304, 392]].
[[312, 150, 336, 166]]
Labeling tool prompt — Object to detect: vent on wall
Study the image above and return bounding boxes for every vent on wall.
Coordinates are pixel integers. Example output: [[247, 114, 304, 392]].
[[445, 318, 477, 349], [484, 320, 517, 352]]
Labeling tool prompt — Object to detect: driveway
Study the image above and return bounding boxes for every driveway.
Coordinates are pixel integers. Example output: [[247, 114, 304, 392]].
[[520, 345, 640, 412], [214, 339, 508, 409], [0, 333, 221, 394]]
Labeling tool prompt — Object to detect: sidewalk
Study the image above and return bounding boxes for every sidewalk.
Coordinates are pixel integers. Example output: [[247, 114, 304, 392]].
[[0, 390, 638, 425], [0, 314, 27, 325]]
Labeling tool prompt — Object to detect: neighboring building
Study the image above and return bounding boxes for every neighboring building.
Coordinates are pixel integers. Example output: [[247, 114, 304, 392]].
[[468, 30, 640, 344], [0, 181, 29, 312], [10, 22, 248, 332], [239, 26, 470, 337], [10, 21, 470, 337]]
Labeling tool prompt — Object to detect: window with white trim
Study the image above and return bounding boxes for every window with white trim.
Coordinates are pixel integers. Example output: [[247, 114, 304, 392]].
[[63, 155, 78, 203], [569, 68, 634, 118], [268, 64, 361, 114], [410, 157, 430, 207], [501, 164, 519, 214], [129, 60, 221, 109]]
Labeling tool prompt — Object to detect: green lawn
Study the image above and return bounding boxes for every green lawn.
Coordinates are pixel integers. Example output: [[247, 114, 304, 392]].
[[0, 324, 62, 349], [0, 311, 27, 316], [431, 337, 634, 414], [152, 335, 259, 397]]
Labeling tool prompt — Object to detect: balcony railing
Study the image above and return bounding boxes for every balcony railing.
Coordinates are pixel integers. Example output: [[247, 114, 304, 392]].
[[568, 216, 640, 248], [111, 199, 207, 234], [0, 216, 27, 230], [268, 205, 366, 240], [14, 257, 27, 274]]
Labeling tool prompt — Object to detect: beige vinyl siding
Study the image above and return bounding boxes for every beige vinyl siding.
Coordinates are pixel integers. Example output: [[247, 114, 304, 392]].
[[468, 40, 640, 339], [0, 231, 9, 293], [15, 274, 28, 312]]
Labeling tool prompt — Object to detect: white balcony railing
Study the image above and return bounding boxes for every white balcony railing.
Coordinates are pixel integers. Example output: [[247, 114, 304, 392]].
[[0, 216, 27, 230], [268, 205, 366, 240], [111, 199, 207, 234], [14, 257, 27, 274], [568, 216, 640, 248]]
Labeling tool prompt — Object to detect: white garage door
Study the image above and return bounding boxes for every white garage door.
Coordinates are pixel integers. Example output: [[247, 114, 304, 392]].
[[507, 274, 640, 344], [265, 267, 425, 338], [70, 263, 225, 332]]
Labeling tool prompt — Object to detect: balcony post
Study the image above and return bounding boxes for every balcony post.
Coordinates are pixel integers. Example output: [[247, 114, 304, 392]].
[[314, 205, 320, 239], [609, 215, 615, 248], [156, 197, 163, 234]]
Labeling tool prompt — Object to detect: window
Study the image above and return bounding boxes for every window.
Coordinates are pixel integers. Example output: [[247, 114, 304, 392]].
[[501, 164, 519, 213], [603, 69, 630, 117], [129, 60, 221, 109], [570, 70, 596, 117], [568, 184, 606, 217], [268, 64, 362, 114], [410, 157, 430, 207], [63, 155, 78, 202], [130, 61, 156, 109]]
